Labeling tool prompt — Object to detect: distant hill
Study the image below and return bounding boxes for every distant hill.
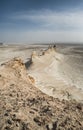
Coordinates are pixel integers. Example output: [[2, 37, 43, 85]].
[[0, 43, 3, 45]]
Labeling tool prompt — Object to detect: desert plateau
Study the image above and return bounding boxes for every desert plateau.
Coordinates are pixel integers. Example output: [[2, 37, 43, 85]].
[[0, 44, 83, 130]]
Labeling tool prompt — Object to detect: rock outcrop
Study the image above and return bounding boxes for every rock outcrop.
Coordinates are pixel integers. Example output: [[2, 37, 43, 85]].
[[0, 58, 83, 130]]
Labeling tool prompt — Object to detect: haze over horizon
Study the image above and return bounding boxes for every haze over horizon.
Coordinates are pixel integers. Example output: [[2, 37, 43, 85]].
[[0, 0, 83, 44]]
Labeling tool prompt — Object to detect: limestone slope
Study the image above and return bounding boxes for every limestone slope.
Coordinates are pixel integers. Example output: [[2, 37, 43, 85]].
[[28, 48, 83, 102]]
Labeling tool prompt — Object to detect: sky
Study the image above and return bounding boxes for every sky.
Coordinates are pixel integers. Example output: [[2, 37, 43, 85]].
[[0, 0, 83, 44]]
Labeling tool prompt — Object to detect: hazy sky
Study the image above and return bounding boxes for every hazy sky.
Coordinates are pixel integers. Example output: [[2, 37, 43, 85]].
[[0, 0, 83, 43]]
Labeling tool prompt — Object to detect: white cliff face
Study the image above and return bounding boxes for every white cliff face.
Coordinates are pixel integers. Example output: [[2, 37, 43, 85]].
[[28, 47, 83, 102]]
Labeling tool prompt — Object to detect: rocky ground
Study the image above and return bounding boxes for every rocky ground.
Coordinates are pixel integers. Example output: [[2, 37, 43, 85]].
[[0, 58, 83, 130]]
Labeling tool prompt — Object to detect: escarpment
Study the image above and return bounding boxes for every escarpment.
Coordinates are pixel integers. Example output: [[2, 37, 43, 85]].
[[0, 46, 83, 130]]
